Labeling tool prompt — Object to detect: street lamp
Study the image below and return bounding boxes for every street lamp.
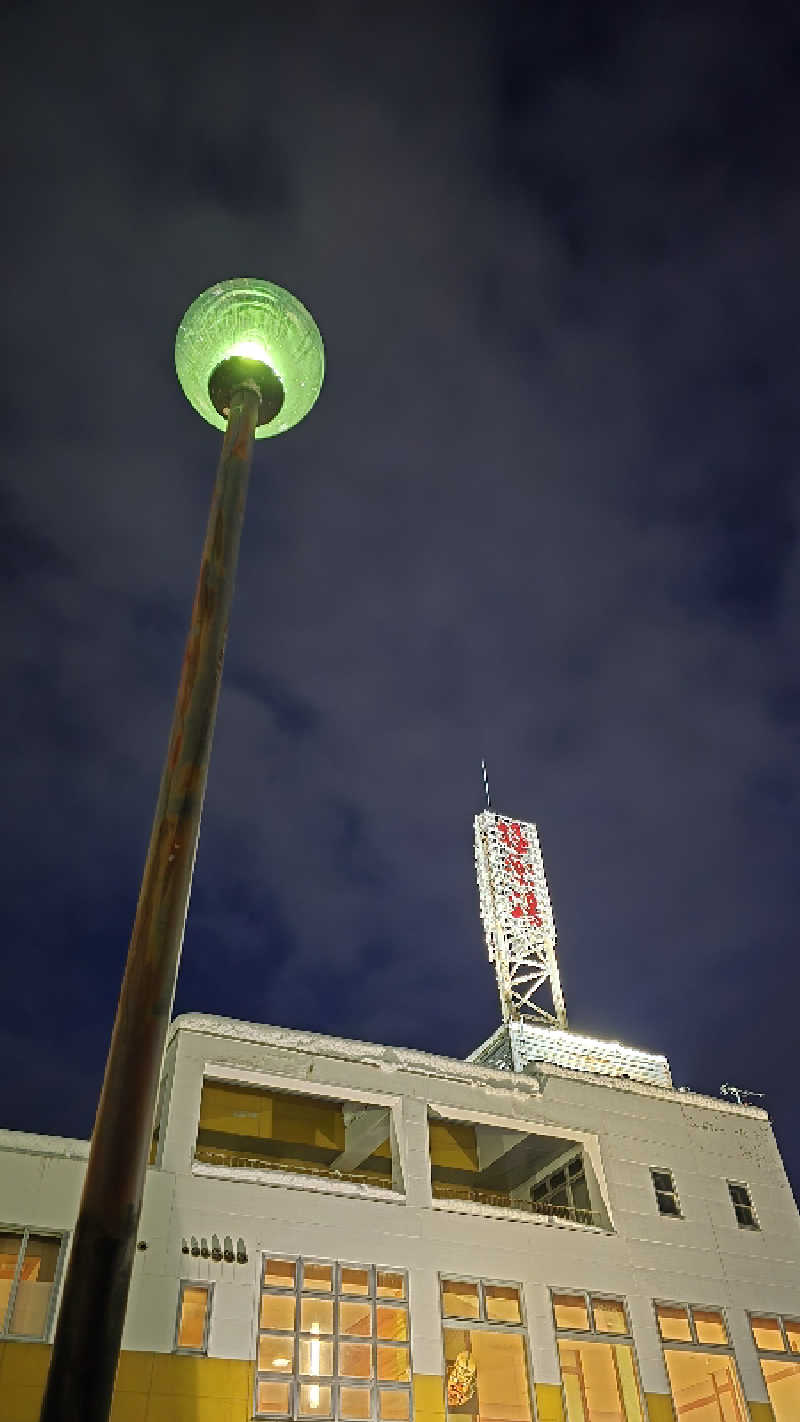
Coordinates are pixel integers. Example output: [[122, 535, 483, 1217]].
[[40, 279, 324, 1422]]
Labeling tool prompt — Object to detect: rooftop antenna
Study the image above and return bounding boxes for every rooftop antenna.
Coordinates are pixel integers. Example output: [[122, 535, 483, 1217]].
[[481, 758, 492, 810], [720, 1083, 765, 1106], [474, 807, 567, 1029]]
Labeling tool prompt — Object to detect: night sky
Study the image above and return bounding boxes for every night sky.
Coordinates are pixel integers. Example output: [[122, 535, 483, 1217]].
[[1, 1, 798, 1195]]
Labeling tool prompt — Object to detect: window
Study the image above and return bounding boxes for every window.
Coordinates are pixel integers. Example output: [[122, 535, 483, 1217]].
[[651, 1168, 681, 1218], [727, 1182, 758, 1230], [175, 1281, 212, 1352], [256, 1257, 412, 1420], [553, 1290, 645, 1422], [0, 1229, 64, 1340], [750, 1314, 800, 1421], [442, 1277, 532, 1422], [655, 1302, 747, 1421], [428, 1112, 604, 1226], [195, 1080, 400, 1192]]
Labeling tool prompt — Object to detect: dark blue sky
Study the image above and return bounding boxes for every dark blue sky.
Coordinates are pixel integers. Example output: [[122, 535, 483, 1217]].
[[1, 0, 798, 1192]]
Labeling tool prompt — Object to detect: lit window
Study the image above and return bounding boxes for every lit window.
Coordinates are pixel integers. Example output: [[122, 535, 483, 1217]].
[[427, 1114, 602, 1225], [0, 1229, 64, 1340], [442, 1278, 531, 1422], [175, 1282, 211, 1352], [651, 1169, 681, 1218], [256, 1258, 411, 1420], [553, 1291, 644, 1422], [657, 1301, 747, 1422], [727, 1181, 759, 1230], [195, 1080, 400, 1192], [750, 1314, 800, 1421]]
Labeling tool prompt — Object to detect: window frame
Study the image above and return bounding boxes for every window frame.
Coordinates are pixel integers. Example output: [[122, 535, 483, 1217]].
[[653, 1300, 734, 1352], [650, 1167, 682, 1219], [550, 1288, 633, 1341], [440, 1275, 534, 1422], [748, 1311, 800, 1358], [0, 1225, 67, 1342], [727, 1180, 760, 1231], [174, 1278, 213, 1354], [255, 1254, 413, 1422], [193, 1068, 405, 1202], [551, 1287, 647, 1422]]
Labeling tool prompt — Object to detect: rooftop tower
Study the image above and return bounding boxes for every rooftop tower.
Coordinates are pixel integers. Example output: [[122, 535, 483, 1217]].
[[471, 807, 672, 1088]]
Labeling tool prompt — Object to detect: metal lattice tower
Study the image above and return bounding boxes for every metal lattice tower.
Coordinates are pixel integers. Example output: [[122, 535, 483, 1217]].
[[474, 810, 567, 1029]]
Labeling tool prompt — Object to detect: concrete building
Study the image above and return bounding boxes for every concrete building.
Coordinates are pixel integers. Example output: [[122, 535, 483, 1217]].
[[1, 813, 798, 1421]]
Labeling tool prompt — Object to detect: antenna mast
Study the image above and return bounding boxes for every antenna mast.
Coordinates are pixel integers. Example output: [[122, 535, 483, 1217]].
[[474, 809, 567, 1028]]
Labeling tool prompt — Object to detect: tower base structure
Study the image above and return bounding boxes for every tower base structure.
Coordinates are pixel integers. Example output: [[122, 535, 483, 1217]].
[[468, 1019, 672, 1088]]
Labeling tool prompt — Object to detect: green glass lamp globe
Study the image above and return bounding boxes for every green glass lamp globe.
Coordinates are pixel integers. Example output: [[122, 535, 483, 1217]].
[[175, 278, 324, 439]]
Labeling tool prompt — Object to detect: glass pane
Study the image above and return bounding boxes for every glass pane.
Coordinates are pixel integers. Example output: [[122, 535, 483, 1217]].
[[728, 1184, 749, 1206], [299, 1338, 333, 1376], [377, 1271, 406, 1300], [559, 1340, 644, 1422], [380, 1390, 411, 1421], [0, 1232, 23, 1332], [261, 1294, 296, 1332], [176, 1284, 208, 1350], [656, 1304, 692, 1342], [259, 1335, 295, 1372], [785, 1319, 800, 1354], [442, 1279, 480, 1319], [340, 1342, 373, 1379], [652, 1171, 674, 1192], [342, 1267, 371, 1296], [341, 1300, 374, 1336], [445, 1329, 531, 1422], [377, 1306, 408, 1342], [304, 1262, 334, 1293], [257, 1379, 291, 1415], [9, 1235, 61, 1338], [656, 1191, 681, 1217], [299, 1384, 332, 1416], [761, 1358, 800, 1422], [485, 1284, 521, 1324], [592, 1297, 627, 1335], [553, 1293, 590, 1332], [265, 1258, 297, 1289], [341, 1386, 372, 1419], [694, 1310, 728, 1346], [664, 1350, 747, 1422], [734, 1203, 757, 1228], [377, 1346, 411, 1383], [752, 1316, 784, 1351], [301, 1298, 334, 1334]]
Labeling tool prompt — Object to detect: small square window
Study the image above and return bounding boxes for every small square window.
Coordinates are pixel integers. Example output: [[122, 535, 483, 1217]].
[[300, 1298, 334, 1335], [694, 1309, 728, 1346], [261, 1294, 296, 1333], [728, 1182, 758, 1229], [341, 1386, 372, 1419], [441, 1279, 480, 1319], [264, 1258, 296, 1290], [258, 1336, 295, 1373], [340, 1300, 373, 1337], [786, 1319, 800, 1354], [342, 1267, 371, 1296], [380, 1389, 411, 1421], [175, 1282, 211, 1352], [377, 1271, 406, 1300], [484, 1284, 522, 1324], [303, 1262, 334, 1292], [656, 1304, 692, 1342], [752, 1316, 784, 1352], [377, 1345, 411, 1383], [299, 1384, 332, 1416], [553, 1294, 590, 1332], [377, 1306, 408, 1342], [299, 1338, 334, 1377], [339, 1341, 373, 1379], [651, 1169, 681, 1218], [591, 1297, 627, 1335], [257, 1379, 291, 1415]]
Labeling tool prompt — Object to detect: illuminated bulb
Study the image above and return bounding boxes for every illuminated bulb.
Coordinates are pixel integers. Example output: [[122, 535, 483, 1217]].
[[272, 1357, 290, 1368], [228, 338, 271, 363]]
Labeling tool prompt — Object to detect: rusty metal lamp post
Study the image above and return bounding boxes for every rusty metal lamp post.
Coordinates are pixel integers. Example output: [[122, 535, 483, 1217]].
[[39, 279, 324, 1422]]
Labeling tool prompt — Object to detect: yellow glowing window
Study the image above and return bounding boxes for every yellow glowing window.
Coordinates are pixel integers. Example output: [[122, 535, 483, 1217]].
[[752, 1315, 784, 1351], [694, 1309, 728, 1346], [442, 1280, 481, 1319], [760, 1357, 800, 1421], [785, 1320, 800, 1354], [342, 1387, 372, 1419], [485, 1285, 522, 1325], [663, 1349, 747, 1422], [265, 1258, 297, 1289], [1, 1231, 64, 1341], [444, 1326, 532, 1422], [591, 1297, 628, 1335], [176, 1283, 210, 1352], [553, 1294, 590, 1332], [558, 1339, 644, 1422], [656, 1304, 693, 1342]]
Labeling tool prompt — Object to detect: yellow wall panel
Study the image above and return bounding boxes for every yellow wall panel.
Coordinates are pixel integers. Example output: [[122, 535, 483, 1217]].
[[535, 1381, 566, 1422], [413, 1371, 445, 1421], [149, 1351, 251, 1399], [0, 1339, 51, 1387], [145, 1397, 235, 1422], [0, 1385, 44, 1422], [110, 1393, 148, 1422], [115, 1349, 155, 1394], [747, 1402, 775, 1422], [644, 1395, 676, 1422]]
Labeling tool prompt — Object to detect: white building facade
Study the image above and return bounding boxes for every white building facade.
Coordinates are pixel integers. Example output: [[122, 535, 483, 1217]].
[[1, 1010, 798, 1422]]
